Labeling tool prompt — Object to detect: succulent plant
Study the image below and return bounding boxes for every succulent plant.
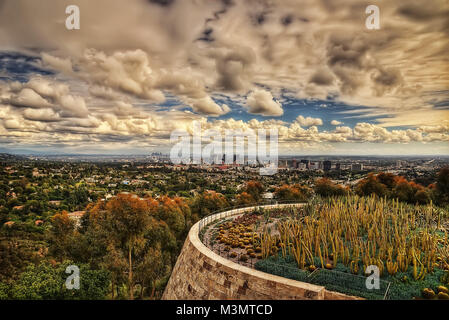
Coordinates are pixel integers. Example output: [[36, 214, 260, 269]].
[[437, 292, 449, 300], [437, 285, 449, 294], [308, 265, 317, 272], [422, 288, 436, 299]]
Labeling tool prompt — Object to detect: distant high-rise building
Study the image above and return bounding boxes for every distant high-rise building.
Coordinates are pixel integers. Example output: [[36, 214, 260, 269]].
[[301, 159, 310, 169], [279, 160, 288, 168], [323, 160, 332, 171], [351, 163, 363, 171], [309, 162, 319, 170], [335, 163, 341, 170]]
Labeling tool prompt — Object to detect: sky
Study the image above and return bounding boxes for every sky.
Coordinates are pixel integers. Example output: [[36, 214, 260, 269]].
[[0, 0, 448, 155]]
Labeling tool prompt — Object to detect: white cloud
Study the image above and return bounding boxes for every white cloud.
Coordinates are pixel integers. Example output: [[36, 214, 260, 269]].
[[331, 120, 342, 125], [246, 89, 283, 116], [296, 115, 323, 127], [188, 96, 230, 116], [23, 108, 60, 122], [0, 0, 448, 153], [9, 88, 52, 109]]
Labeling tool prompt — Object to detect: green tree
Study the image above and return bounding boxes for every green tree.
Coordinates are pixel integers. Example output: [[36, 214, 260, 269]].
[[11, 261, 109, 300], [134, 246, 166, 299], [48, 211, 76, 261], [88, 194, 150, 300], [436, 167, 449, 205]]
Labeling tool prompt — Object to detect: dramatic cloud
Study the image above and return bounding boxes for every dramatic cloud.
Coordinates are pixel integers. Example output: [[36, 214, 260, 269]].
[[295, 116, 323, 127], [0, 0, 447, 154], [246, 89, 283, 116]]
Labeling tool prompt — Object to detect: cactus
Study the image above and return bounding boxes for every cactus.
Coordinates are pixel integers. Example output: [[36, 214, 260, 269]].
[[437, 292, 449, 300], [422, 288, 436, 299]]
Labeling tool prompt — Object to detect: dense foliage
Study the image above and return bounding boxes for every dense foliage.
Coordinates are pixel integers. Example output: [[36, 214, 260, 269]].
[[0, 157, 447, 300]]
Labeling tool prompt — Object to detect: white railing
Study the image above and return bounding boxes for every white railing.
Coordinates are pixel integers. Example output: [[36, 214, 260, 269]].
[[198, 202, 305, 237]]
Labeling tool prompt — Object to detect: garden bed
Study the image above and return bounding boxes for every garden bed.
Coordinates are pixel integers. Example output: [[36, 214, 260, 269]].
[[202, 197, 449, 300]]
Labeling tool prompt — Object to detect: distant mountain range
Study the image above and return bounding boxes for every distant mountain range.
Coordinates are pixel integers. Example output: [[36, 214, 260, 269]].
[[0, 153, 26, 161], [0, 148, 59, 155]]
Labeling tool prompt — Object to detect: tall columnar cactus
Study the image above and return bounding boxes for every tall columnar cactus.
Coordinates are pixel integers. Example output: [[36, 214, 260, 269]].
[[256, 196, 448, 280]]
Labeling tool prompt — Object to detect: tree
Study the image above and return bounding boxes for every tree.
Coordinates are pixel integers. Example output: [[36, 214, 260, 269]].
[[0, 239, 41, 282], [414, 189, 431, 205], [48, 211, 76, 261], [76, 194, 184, 299], [436, 167, 449, 205], [10, 261, 109, 300], [355, 174, 387, 198], [235, 191, 257, 206], [243, 181, 264, 202], [275, 184, 311, 201], [355, 172, 433, 205], [315, 178, 347, 197], [102, 193, 151, 300], [0, 282, 9, 300], [190, 191, 229, 218], [149, 196, 186, 238], [11, 262, 61, 300], [144, 218, 178, 268], [134, 246, 165, 299], [376, 172, 396, 189]]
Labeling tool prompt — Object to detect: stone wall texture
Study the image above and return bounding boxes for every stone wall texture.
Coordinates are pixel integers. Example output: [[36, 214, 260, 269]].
[[162, 204, 360, 300]]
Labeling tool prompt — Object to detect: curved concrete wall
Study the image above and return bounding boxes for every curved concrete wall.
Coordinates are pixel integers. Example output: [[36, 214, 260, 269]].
[[162, 204, 359, 300]]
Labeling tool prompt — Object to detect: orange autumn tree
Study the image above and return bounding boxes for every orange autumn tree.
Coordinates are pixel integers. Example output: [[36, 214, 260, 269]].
[[235, 191, 256, 206], [235, 181, 265, 205], [392, 176, 430, 204], [81, 194, 150, 300], [48, 211, 76, 261], [243, 180, 264, 202], [80, 194, 191, 299], [148, 196, 186, 238], [314, 178, 347, 197], [356, 172, 432, 204], [104, 194, 150, 300], [190, 190, 229, 218], [355, 173, 388, 198], [275, 184, 312, 202]]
